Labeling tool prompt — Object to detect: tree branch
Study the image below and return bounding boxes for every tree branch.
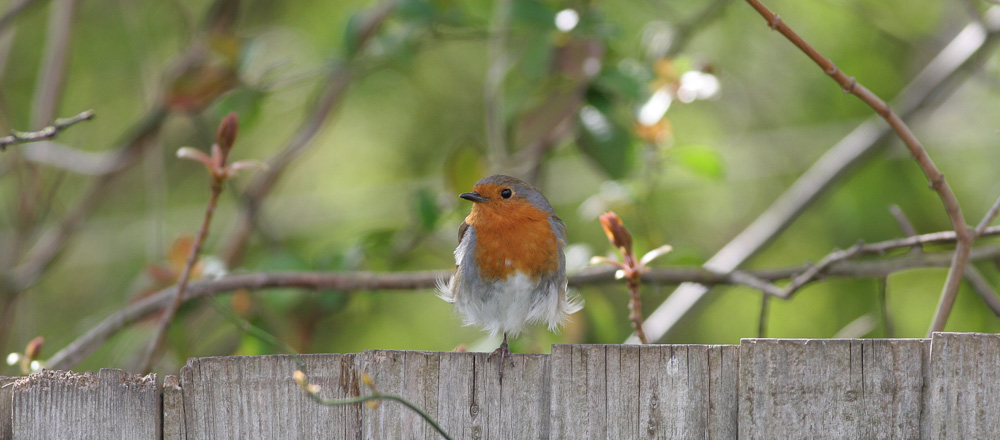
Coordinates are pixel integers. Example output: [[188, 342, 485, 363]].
[[4, 107, 168, 293], [628, 3, 1000, 344], [0, 109, 93, 151], [975, 193, 1000, 236], [746, 0, 973, 337], [44, 226, 1000, 370], [219, 0, 397, 269], [963, 265, 1000, 317]]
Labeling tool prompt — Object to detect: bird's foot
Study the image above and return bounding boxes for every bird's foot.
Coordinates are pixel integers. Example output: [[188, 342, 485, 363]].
[[488, 334, 515, 382]]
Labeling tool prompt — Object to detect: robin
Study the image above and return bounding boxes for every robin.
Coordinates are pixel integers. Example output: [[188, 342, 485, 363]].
[[438, 174, 583, 379]]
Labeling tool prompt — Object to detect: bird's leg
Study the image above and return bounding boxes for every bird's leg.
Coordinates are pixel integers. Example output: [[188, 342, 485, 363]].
[[488, 332, 514, 381]]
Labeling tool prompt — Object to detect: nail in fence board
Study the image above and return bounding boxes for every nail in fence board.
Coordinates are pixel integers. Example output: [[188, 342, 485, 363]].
[[359, 350, 551, 439], [928, 332, 1000, 438], [738, 338, 928, 439], [180, 354, 361, 439], [549, 344, 739, 438], [10, 369, 158, 439]]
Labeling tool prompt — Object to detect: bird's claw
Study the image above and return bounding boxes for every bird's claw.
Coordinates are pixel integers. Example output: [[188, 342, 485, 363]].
[[488, 334, 515, 382]]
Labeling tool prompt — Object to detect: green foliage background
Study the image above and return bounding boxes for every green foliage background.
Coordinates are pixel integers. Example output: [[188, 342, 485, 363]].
[[2, 0, 1000, 374]]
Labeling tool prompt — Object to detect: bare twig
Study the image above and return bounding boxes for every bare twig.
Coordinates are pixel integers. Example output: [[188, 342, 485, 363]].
[[779, 242, 864, 298], [5, 107, 168, 292], [746, 0, 972, 337], [975, 194, 1000, 236], [484, 0, 511, 172], [0, 109, 94, 151], [633, 7, 1000, 343], [833, 314, 877, 338], [964, 265, 1000, 317], [18, 141, 125, 175], [220, 0, 396, 269], [757, 294, 769, 338], [889, 205, 920, 241], [295, 371, 454, 440], [45, 238, 1000, 370], [135, 114, 239, 373], [0, 0, 35, 81], [32, 0, 75, 129], [0, 0, 43, 35]]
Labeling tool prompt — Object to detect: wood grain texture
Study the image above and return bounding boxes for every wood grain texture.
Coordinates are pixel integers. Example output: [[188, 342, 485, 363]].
[[11, 368, 159, 439], [927, 332, 1000, 438], [739, 338, 928, 440], [162, 375, 184, 440], [180, 354, 361, 439], [549, 344, 739, 439], [1, 376, 17, 440], [359, 350, 551, 439]]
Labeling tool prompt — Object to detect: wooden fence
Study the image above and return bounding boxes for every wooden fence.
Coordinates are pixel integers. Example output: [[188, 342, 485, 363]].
[[2, 332, 998, 439]]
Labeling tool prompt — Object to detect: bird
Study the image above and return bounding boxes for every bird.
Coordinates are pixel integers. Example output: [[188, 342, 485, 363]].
[[438, 174, 582, 380]]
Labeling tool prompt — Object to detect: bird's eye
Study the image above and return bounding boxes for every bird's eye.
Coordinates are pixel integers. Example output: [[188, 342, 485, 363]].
[[500, 188, 512, 199]]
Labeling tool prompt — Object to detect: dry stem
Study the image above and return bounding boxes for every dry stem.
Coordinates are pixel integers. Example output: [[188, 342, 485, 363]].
[[747, 0, 971, 336]]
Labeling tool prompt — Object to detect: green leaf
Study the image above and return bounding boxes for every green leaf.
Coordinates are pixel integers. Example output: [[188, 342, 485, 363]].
[[672, 144, 725, 181], [595, 60, 650, 102], [576, 89, 635, 179]]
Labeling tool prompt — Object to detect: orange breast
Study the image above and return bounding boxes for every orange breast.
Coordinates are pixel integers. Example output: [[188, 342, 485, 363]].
[[466, 201, 559, 281]]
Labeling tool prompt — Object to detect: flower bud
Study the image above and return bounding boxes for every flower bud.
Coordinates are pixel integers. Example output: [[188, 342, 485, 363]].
[[25, 336, 43, 362], [599, 211, 633, 253], [216, 112, 239, 155]]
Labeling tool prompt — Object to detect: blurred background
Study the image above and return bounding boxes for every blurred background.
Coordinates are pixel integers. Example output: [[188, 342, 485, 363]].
[[2, 0, 1000, 375]]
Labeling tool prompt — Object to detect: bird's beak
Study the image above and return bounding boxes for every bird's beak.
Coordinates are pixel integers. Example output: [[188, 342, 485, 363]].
[[460, 192, 487, 203]]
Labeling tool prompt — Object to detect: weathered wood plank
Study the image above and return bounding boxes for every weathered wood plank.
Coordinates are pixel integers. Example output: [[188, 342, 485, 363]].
[[550, 344, 739, 439], [180, 354, 361, 439], [163, 375, 184, 440], [739, 338, 928, 439], [1, 376, 17, 440], [10, 369, 159, 439], [927, 332, 1000, 438], [359, 350, 550, 439]]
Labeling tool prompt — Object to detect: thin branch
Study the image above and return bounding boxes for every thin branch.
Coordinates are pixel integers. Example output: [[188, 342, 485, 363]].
[[0, 0, 36, 80], [134, 173, 223, 373], [300, 387, 453, 440], [484, 0, 511, 172], [17, 141, 125, 175], [758, 294, 769, 338], [779, 242, 864, 298], [889, 205, 920, 241], [833, 314, 877, 338], [31, 0, 76, 129], [4, 106, 168, 293], [975, 193, 1000, 236], [44, 239, 1000, 370], [219, 0, 396, 269], [135, 114, 239, 373], [964, 265, 1000, 317], [746, 0, 973, 337], [626, 277, 648, 344], [0, 109, 93, 151], [633, 6, 1000, 344], [0, 0, 43, 35]]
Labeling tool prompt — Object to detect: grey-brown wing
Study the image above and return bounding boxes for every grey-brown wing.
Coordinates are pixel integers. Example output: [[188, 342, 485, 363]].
[[550, 215, 567, 243], [458, 221, 470, 245]]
